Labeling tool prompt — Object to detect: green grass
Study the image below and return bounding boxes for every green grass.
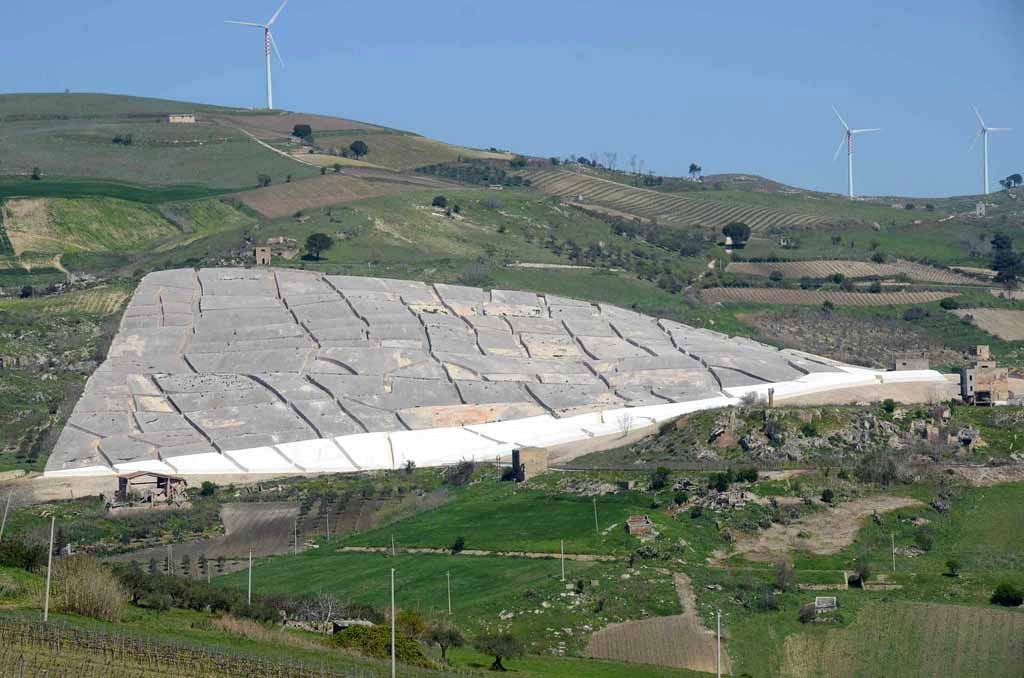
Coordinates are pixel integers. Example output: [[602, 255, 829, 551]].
[[0, 93, 251, 120], [306, 130, 508, 171], [218, 548, 680, 655], [0, 120, 318, 189], [22, 197, 178, 253], [341, 472, 725, 559], [444, 646, 708, 676], [0, 176, 228, 203], [157, 198, 257, 247], [0, 266, 65, 288]]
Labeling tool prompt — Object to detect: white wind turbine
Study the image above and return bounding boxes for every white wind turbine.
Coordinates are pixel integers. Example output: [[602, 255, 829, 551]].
[[832, 107, 881, 199], [226, 0, 290, 110], [969, 107, 1011, 195]]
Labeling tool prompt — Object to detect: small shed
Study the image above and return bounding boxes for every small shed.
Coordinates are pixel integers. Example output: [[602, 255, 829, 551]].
[[511, 448, 549, 482], [626, 514, 656, 538]]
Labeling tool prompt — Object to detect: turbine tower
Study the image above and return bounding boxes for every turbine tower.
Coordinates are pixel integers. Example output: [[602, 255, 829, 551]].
[[832, 107, 880, 199], [969, 107, 1011, 195], [226, 0, 289, 110]]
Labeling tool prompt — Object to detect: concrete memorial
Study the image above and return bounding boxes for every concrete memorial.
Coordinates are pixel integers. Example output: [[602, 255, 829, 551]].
[[45, 268, 946, 477]]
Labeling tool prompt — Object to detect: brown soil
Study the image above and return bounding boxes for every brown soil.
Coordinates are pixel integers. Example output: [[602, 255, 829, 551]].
[[740, 309, 963, 368], [585, 572, 731, 673], [952, 308, 1024, 341], [729, 495, 923, 563], [703, 287, 956, 307]]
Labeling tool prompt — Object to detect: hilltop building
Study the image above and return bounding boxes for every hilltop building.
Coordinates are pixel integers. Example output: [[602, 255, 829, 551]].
[[168, 114, 197, 124]]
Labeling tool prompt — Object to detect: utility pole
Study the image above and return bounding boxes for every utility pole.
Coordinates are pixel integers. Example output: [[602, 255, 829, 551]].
[[247, 549, 253, 605], [891, 533, 896, 573], [560, 540, 565, 581], [390, 568, 396, 678], [391, 533, 396, 557], [0, 492, 11, 542], [592, 497, 599, 537], [44, 516, 54, 623], [294, 520, 298, 556], [325, 512, 330, 543], [716, 608, 722, 678], [447, 570, 452, 614]]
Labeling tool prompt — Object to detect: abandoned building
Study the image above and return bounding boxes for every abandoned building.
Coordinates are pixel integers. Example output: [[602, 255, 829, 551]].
[[891, 352, 930, 371], [254, 246, 272, 266], [168, 113, 197, 124], [814, 596, 838, 614], [960, 345, 1009, 404], [626, 514, 656, 538], [115, 471, 187, 503]]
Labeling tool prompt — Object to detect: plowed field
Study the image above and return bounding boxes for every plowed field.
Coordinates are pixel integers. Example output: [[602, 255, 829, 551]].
[[727, 260, 982, 285], [701, 287, 956, 306]]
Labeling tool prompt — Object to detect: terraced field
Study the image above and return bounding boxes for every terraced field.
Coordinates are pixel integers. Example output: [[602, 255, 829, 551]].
[[727, 260, 984, 285], [524, 168, 827, 231], [701, 287, 957, 306]]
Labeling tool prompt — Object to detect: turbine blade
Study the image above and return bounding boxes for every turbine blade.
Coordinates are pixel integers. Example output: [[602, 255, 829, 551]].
[[267, 0, 290, 26], [851, 128, 881, 134], [225, 20, 264, 27], [973, 105, 986, 129], [968, 129, 982, 153], [987, 127, 1011, 132], [832, 135, 847, 162], [832, 106, 850, 131], [269, 31, 284, 67]]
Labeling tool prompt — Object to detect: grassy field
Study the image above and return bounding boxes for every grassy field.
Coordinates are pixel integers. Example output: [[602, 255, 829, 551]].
[[0, 176, 228, 203], [4, 197, 180, 254], [0, 92, 250, 119], [218, 548, 680, 656], [0, 118, 317, 189], [303, 130, 510, 171], [782, 600, 1024, 677]]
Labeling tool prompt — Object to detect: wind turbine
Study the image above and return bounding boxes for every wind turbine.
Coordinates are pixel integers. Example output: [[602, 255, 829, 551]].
[[226, 0, 289, 110], [832, 107, 881, 199], [969, 107, 1010, 195]]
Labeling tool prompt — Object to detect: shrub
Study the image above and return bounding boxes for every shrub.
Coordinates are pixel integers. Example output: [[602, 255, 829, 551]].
[[821, 488, 835, 504], [456, 260, 491, 287], [882, 399, 897, 413], [397, 609, 427, 639], [990, 582, 1023, 607], [349, 140, 369, 158], [444, 460, 475, 487], [199, 481, 217, 497], [775, 559, 796, 593], [769, 270, 784, 282], [939, 297, 959, 310], [854, 448, 910, 485], [451, 536, 465, 554], [49, 555, 128, 622], [871, 252, 885, 264], [798, 603, 818, 623], [689, 506, 703, 519], [674, 492, 688, 505], [735, 467, 759, 483], [292, 124, 313, 139], [649, 466, 671, 490], [0, 539, 48, 572], [431, 195, 448, 208], [914, 526, 934, 552], [902, 307, 927, 322], [257, 174, 272, 187], [332, 624, 433, 667], [945, 559, 961, 577], [474, 631, 525, 671]]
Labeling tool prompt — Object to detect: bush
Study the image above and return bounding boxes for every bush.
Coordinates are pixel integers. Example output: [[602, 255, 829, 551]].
[[882, 399, 897, 413], [821, 488, 835, 504], [939, 297, 959, 310], [451, 536, 465, 554], [871, 252, 885, 264], [775, 559, 796, 593], [425, 618, 464, 664], [990, 582, 1023, 607], [689, 506, 703, 519], [444, 460, 474, 487], [349, 140, 369, 158], [735, 467, 759, 483], [0, 539, 48, 572], [456, 260, 491, 287], [902, 307, 927, 322], [50, 555, 129, 622], [431, 195, 448, 208], [674, 492, 688, 505], [945, 559, 961, 577], [649, 466, 671, 490], [332, 624, 433, 667], [798, 603, 817, 623], [293, 124, 313, 140], [769, 270, 784, 282], [199, 481, 217, 497]]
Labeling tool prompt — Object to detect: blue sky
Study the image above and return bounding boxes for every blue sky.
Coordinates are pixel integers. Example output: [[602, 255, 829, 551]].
[[1, 0, 1021, 197]]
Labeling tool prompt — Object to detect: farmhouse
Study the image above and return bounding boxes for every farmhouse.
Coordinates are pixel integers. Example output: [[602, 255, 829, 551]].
[[254, 246, 272, 266], [115, 471, 187, 503], [168, 113, 197, 124]]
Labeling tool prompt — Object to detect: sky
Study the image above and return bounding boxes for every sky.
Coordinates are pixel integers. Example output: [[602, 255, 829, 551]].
[[1, 0, 1022, 197]]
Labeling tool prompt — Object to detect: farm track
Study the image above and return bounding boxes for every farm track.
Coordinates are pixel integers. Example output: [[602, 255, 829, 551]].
[[525, 168, 826, 231], [701, 287, 957, 306], [585, 572, 731, 673], [727, 260, 985, 286]]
